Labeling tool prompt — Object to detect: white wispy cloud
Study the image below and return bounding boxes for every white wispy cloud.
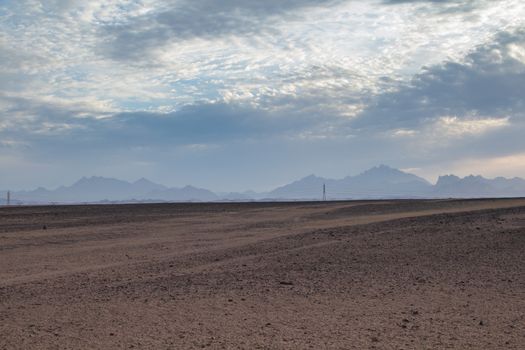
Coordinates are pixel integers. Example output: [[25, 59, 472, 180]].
[[3, 0, 524, 120]]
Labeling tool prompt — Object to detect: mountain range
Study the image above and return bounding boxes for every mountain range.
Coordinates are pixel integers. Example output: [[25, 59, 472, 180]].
[[268, 165, 432, 199], [2, 165, 525, 204]]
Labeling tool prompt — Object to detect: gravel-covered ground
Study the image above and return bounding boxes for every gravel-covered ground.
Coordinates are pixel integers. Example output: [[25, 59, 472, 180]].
[[1, 199, 524, 349]]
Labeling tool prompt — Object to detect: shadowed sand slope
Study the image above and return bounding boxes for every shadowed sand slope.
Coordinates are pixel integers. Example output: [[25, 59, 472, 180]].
[[1, 199, 525, 349]]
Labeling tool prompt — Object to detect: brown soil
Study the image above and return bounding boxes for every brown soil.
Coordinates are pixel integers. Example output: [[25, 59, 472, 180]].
[[1, 199, 524, 349]]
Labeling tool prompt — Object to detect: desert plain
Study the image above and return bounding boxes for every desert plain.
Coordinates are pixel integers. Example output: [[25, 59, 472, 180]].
[[1, 199, 524, 349]]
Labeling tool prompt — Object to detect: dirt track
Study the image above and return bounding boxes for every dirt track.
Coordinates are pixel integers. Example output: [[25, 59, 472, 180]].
[[1, 199, 524, 349]]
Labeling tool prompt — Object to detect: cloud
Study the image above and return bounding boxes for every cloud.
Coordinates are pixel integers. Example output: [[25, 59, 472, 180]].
[[433, 116, 510, 138], [353, 30, 525, 132], [381, 0, 486, 14], [0, 99, 327, 154], [98, 102, 320, 145], [3, 0, 523, 117], [99, 0, 343, 60], [383, 0, 473, 4]]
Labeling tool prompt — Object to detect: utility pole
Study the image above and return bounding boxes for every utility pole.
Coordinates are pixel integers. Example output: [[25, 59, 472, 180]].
[[322, 183, 326, 201], [6, 191, 10, 206]]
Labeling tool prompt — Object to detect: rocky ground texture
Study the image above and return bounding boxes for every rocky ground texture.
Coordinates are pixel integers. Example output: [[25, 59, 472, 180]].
[[1, 199, 524, 349]]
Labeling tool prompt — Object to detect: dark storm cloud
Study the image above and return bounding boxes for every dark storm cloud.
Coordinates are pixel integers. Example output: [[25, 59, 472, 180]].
[[384, 0, 465, 3], [382, 0, 490, 15], [100, 0, 342, 60], [97, 103, 319, 146], [0, 99, 326, 155], [353, 30, 525, 131], [382, 0, 479, 6]]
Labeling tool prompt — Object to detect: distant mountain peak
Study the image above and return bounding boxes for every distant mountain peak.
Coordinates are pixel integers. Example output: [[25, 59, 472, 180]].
[[134, 177, 156, 185], [356, 165, 430, 185], [439, 174, 460, 179], [437, 174, 488, 186], [301, 174, 323, 181], [73, 176, 126, 186], [366, 164, 404, 174], [436, 175, 459, 186], [131, 178, 167, 194]]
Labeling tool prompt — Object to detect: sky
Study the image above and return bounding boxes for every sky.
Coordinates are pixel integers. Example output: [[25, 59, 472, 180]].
[[1, 0, 525, 192]]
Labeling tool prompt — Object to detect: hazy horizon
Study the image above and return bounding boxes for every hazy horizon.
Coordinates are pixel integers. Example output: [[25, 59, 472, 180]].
[[2, 1, 525, 192], [4, 164, 525, 193], [4, 164, 525, 195]]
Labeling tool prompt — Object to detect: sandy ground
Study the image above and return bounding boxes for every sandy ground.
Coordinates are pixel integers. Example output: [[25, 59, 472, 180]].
[[1, 199, 524, 349]]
